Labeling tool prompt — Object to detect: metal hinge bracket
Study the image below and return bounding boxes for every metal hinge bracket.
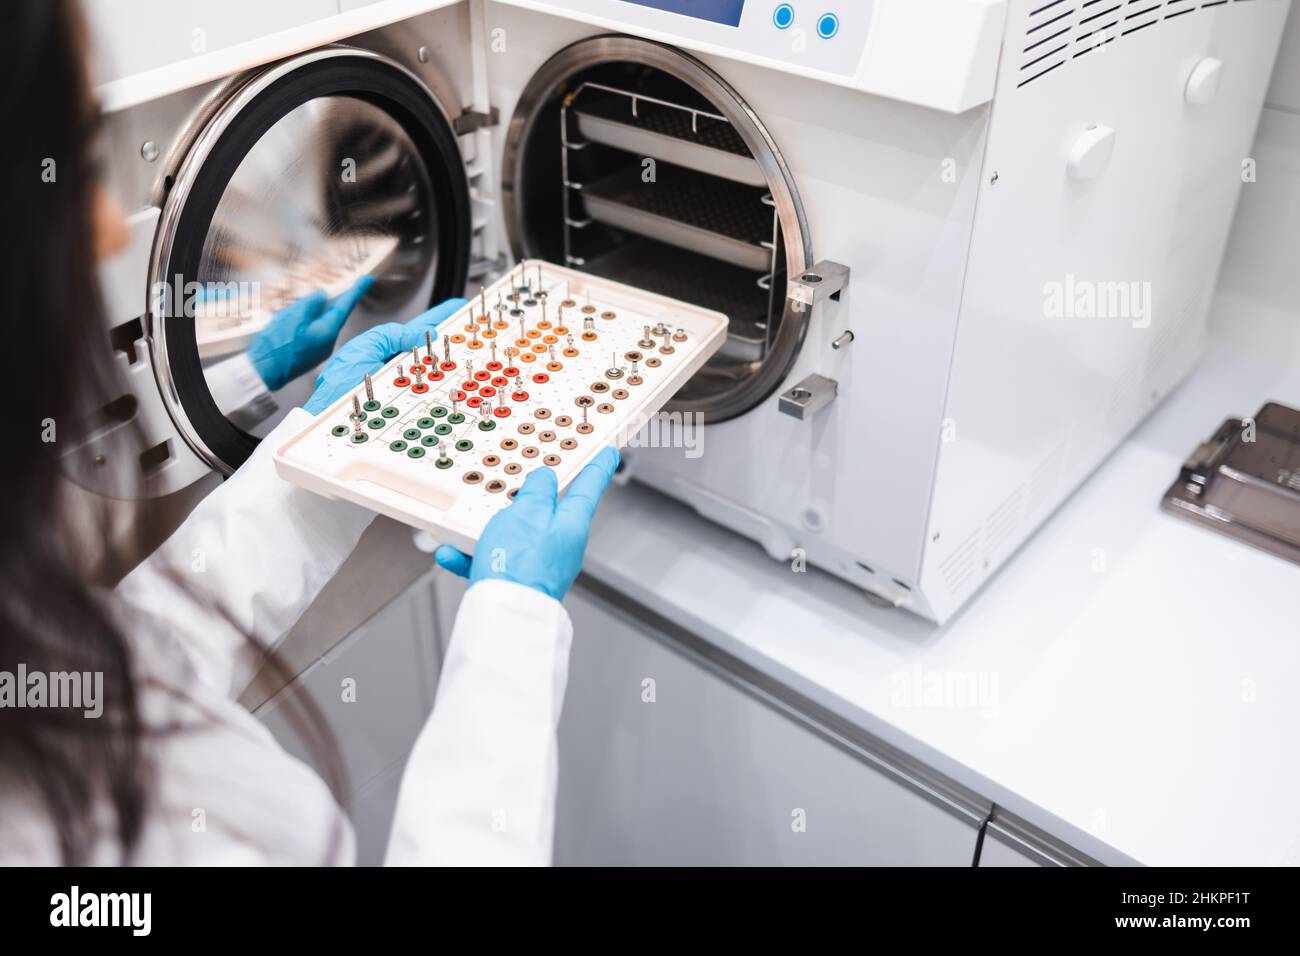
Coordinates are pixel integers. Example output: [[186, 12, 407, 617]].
[[453, 107, 500, 135], [788, 260, 850, 308]]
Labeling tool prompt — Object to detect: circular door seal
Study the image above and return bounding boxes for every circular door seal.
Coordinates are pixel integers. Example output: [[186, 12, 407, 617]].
[[150, 48, 471, 473]]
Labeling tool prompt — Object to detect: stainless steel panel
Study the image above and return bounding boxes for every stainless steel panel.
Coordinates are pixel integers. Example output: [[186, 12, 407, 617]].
[[195, 94, 439, 432]]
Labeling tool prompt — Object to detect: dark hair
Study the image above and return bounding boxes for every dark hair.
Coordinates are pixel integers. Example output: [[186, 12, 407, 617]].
[[0, 0, 345, 864], [0, 0, 146, 863]]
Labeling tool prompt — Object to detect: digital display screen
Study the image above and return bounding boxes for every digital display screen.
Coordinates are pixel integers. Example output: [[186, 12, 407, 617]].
[[619, 0, 745, 28]]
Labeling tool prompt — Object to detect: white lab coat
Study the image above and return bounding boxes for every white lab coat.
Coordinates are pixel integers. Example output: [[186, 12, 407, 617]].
[[0, 408, 572, 865], [203, 351, 280, 432]]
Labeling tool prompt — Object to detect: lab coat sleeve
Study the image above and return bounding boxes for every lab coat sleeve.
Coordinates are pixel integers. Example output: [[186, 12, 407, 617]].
[[113, 407, 374, 697], [203, 352, 280, 432], [385, 579, 574, 866]]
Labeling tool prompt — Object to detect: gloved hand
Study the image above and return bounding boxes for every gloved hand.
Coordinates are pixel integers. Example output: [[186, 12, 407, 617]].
[[248, 275, 373, 392], [435, 447, 621, 602], [303, 297, 467, 415]]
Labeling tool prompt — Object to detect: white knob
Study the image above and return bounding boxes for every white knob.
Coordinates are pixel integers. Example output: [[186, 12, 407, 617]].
[[1066, 124, 1117, 181], [1185, 57, 1224, 106]]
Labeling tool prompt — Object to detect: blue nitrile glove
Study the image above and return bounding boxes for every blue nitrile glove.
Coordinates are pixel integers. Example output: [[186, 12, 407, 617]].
[[248, 275, 374, 392], [302, 297, 467, 415], [435, 447, 621, 601]]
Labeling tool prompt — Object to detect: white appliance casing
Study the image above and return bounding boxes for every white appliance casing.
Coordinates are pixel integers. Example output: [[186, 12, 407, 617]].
[[579, 0, 1291, 622]]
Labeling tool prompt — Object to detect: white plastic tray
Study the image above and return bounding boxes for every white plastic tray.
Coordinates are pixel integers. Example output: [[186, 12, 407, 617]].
[[273, 260, 728, 554]]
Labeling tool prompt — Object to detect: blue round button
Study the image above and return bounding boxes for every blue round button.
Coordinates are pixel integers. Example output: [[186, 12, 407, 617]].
[[773, 4, 795, 29], [817, 12, 840, 39]]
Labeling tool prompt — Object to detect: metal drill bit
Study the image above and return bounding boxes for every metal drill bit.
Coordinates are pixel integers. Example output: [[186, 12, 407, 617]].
[[519, 313, 526, 341], [466, 358, 474, 378], [411, 347, 420, 367], [352, 394, 363, 420], [541, 300, 547, 326], [581, 405, 588, 426], [426, 329, 434, 363], [444, 337, 451, 363], [505, 346, 516, 363], [352, 417, 364, 436], [548, 345, 556, 364], [490, 340, 498, 364], [438, 440, 449, 465], [471, 323, 479, 346], [452, 396, 459, 416], [584, 316, 595, 333], [364, 372, 374, 403], [515, 375, 523, 390], [412, 364, 424, 386], [397, 363, 404, 379]]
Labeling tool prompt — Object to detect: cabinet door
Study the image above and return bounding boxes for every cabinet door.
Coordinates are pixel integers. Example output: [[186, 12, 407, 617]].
[[555, 586, 982, 866]]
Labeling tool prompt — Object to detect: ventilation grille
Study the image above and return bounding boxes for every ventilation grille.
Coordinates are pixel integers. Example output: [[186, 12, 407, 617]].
[[1019, 0, 1266, 88], [939, 528, 981, 595], [936, 436, 1073, 598], [982, 484, 1027, 563]]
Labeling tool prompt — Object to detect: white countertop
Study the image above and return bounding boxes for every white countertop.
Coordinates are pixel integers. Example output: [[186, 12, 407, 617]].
[[581, 293, 1300, 867]]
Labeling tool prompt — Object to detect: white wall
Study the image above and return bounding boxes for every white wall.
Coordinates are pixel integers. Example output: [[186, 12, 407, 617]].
[[1215, 5, 1300, 320]]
